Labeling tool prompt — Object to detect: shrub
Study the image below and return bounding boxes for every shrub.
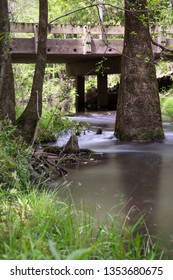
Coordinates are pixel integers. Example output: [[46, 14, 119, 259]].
[[0, 123, 32, 190], [37, 109, 89, 143]]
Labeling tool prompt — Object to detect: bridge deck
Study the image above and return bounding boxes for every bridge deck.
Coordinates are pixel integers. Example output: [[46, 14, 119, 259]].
[[11, 37, 125, 63]]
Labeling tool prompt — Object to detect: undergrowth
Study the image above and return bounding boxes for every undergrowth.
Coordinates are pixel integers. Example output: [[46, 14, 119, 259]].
[[0, 188, 164, 260], [36, 109, 90, 143], [0, 123, 32, 191], [160, 89, 173, 121]]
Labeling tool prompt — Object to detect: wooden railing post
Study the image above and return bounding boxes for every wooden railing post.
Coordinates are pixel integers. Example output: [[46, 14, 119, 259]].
[[83, 25, 91, 54], [34, 24, 39, 54]]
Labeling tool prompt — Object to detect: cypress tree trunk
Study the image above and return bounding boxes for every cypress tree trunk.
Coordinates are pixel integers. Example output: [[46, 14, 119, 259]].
[[17, 0, 48, 144], [0, 0, 15, 124], [115, 0, 164, 141]]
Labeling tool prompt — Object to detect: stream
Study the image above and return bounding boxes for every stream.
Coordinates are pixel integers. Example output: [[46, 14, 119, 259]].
[[55, 113, 173, 257]]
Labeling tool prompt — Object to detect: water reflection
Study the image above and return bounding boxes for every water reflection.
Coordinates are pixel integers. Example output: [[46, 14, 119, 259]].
[[113, 152, 162, 241], [56, 115, 173, 257]]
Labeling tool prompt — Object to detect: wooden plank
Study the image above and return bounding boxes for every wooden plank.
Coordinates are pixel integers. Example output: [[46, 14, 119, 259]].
[[50, 24, 124, 35], [10, 22, 36, 33], [49, 24, 83, 34], [10, 22, 173, 38], [10, 38, 35, 53], [10, 22, 125, 35], [90, 25, 124, 35], [10, 38, 84, 54], [46, 39, 84, 54], [91, 39, 123, 54], [10, 37, 162, 56]]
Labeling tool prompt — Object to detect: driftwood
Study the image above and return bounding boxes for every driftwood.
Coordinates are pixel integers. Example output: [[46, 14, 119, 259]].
[[31, 134, 102, 179], [31, 150, 68, 178]]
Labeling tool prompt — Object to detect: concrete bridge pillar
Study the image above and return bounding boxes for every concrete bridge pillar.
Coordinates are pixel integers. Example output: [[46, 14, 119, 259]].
[[75, 76, 85, 113], [97, 74, 108, 110]]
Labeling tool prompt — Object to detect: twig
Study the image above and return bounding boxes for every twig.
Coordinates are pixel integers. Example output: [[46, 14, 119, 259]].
[[151, 36, 173, 53]]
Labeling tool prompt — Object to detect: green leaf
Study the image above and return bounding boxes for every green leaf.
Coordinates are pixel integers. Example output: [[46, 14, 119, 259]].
[[66, 248, 91, 260], [48, 240, 61, 260]]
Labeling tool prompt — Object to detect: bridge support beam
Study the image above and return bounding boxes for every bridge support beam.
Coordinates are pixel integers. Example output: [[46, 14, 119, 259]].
[[97, 75, 108, 110], [75, 76, 85, 113]]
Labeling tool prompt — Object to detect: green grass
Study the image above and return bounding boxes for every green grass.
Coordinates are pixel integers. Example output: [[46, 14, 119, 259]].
[[0, 188, 164, 260]]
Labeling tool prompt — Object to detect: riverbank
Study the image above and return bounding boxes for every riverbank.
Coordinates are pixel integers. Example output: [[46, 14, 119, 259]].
[[0, 124, 165, 260]]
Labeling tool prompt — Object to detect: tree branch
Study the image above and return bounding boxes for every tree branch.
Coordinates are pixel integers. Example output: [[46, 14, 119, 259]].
[[151, 36, 173, 54], [49, 3, 150, 24]]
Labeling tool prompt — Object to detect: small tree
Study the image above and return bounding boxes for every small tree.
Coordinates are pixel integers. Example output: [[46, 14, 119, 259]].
[[0, 0, 15, 125], [115, 0, 164, 141], [17, 0, 48, 144]]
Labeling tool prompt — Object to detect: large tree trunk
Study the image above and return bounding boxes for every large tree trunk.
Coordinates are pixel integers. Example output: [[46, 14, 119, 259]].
[[17, 0, 48, 144], [0, 0, 15, 124], [115, 0, 164, 141]]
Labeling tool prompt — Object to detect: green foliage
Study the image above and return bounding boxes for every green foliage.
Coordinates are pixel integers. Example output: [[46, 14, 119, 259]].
[[13, 64, 35, 105], [162, 96, 173, 120], [85, 76, 97, 92], [37, 109, 89, 143], [37, 110, 72, 143], [156, 60, 172, 76], [9, 0, 125, 25], [8, 0, 39, 22], [14, 63, 76, 113], [8, 0, 173, 28], [0, 123, 32, 190], [0, 188, 164, 260], [148, 0, 173, 26]]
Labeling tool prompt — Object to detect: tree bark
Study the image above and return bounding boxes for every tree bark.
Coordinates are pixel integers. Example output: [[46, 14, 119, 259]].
[[115, 0, 164, 141], [17, 0, 48, 144], [0, 0, 15, 124]]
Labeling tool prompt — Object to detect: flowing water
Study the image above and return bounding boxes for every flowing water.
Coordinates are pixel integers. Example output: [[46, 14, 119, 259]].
[[55, 113, 173, 257]]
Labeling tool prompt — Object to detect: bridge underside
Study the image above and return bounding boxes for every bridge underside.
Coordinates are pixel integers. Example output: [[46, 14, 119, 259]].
[[10, 38, 161, 113]]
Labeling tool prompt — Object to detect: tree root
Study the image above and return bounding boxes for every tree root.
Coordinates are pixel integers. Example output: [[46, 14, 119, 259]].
[[31, 147, 102, 180]]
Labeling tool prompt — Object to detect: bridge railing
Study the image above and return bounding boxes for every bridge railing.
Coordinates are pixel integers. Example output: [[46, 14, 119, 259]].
[[10, 22, 173, 38], [9, 22, 173, 57], [10, 22, 126, 55], [10, 22, 125, 37]]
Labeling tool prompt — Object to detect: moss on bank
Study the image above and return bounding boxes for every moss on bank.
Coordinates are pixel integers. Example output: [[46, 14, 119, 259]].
[[115, 127, 165, 142]]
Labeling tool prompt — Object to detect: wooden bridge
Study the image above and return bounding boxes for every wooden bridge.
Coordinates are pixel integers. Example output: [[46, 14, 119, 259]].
[[10, 22, 173, 111]]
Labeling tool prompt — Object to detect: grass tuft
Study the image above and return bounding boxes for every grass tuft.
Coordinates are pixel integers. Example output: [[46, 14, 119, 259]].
[[0, 189, 164, 260]]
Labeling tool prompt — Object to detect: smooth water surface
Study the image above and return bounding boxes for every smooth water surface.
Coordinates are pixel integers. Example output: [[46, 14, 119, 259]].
[[56, 114, 173, 256]]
